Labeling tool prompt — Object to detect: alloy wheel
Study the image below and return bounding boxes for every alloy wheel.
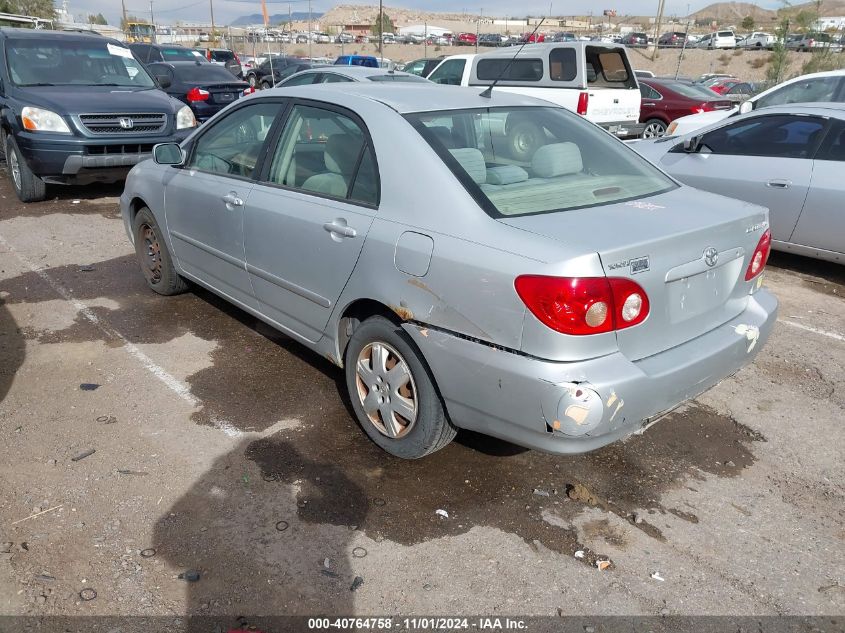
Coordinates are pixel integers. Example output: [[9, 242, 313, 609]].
[[642, 121, 667, 138], [8, 147, 21, 191]]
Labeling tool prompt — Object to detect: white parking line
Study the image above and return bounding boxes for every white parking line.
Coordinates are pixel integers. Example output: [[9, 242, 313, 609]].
[[0, 232, 199, 408], [779, 319, 845, 343]]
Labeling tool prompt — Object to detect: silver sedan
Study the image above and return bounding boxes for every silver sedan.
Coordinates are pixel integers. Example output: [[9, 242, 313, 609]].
[[120, 84, 777, 458], [632, 103, 845, 265], [278, 65, 431, 86]]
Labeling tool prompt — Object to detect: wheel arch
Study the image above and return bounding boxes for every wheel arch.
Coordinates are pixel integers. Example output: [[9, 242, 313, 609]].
[[334, 298, 402, 367]]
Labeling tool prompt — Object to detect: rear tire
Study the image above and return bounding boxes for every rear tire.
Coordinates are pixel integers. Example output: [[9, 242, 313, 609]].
[[344, 316, 456, 459], [132, 207, 189, 296], [642, 119, 668, 139], [260, 79, 273, 90], [5, 135, 47, 203]]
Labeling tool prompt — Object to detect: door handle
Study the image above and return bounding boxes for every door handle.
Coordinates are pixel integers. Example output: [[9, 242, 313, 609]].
[[222, 192, 244, 207], [766, 179, 791, 189], [323, 220, 357, 238], [643, 102, 655, 106]]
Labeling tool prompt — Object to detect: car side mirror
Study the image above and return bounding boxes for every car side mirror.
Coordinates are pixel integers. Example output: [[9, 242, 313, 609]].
[[153, 143, 184, 166], [739, 100, 753, 114], [683, 136, 700, 153], [156, 75, 172, 89]]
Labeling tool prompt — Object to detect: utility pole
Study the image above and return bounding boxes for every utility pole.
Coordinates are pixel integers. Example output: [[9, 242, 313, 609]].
[[121, 0, 128, 31], [308, 0, 312, 60], [209, 0, 216, 46], [378, 0, 383, 55], [651, 0, 666, 60], [149, 1, 156, 43]]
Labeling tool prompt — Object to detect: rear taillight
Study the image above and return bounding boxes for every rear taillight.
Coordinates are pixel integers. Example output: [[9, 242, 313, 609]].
[[745, 229, 771, 281], [206, 50, 212, 60], [234, 52, 241, 64], [187, 87, 210, 102], [514, 275, 649, 336], [576, 92, 589, 116], [694, 102, 716, 113]]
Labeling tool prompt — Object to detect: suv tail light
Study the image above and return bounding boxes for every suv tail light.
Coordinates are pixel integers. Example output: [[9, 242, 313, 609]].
[[206, 49, 212, 61], [187, 87, 210, 102], [514, 275, 650, 336], [576, 92, 589, 116], [745, 229, 771, 281]]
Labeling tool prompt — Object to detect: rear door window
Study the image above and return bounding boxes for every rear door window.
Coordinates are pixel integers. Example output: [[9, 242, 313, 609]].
[[428, 59, 466, 85], [815, 120, 845, 162], [699, 115, 827, 159]]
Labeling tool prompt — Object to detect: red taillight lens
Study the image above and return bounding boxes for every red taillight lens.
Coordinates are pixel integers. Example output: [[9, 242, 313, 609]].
[[745, 229, 771, 281], [576, 91, 589, 116], [514, 275, 649, 336], [187, 87, 210, 102]]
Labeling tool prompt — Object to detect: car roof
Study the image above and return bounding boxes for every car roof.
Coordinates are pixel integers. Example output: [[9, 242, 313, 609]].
[[0, 27, 121, 44], [265, 82, 562, 113], [319, 66, 414, 79], [752, 102, 845, 117]]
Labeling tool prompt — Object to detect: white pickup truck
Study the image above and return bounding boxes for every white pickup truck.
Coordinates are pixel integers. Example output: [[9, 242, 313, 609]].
[[426, 42, 645, 139]]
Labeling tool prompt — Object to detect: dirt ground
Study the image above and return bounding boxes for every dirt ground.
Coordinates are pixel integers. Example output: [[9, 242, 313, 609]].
[[245, 41, 837, 81], [0, 166, 843, 626]]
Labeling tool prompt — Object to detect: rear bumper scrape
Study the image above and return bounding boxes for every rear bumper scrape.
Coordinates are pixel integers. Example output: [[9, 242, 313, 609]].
[[403, 289, 777, 455]]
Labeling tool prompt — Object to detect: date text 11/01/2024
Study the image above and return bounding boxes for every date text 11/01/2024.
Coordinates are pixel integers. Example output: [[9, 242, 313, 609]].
[[307, 618, 528, 630]]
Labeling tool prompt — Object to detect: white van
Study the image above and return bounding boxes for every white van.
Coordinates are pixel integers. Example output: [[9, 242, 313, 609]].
[[426, 42, 644, 139], [696, 30, 736, 49]]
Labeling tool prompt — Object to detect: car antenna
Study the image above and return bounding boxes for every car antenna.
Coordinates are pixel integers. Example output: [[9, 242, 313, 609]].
[[480, 17, 545, 99]]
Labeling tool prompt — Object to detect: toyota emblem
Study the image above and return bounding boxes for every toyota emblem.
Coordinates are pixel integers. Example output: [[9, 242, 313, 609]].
[[119, 117, 134, 129], [703, 247, 719, 267]]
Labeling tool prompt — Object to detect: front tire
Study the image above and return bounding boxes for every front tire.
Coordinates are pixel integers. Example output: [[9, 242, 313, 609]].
[[642, 119, 668, 139], [260, 79, 273, 90], [344, 316, 456, 459], [132, 207, 189, 296], [5, 135, 46, 203]]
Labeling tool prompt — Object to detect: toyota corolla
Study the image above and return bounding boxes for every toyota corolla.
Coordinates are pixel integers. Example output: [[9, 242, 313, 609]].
[[120, 84, 777, 459]]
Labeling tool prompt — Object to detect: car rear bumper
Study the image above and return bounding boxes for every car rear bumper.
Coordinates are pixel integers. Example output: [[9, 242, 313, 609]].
[[404, 289, 777, 454], [14, 130, 191, 185], [598, 120, 646, 139]]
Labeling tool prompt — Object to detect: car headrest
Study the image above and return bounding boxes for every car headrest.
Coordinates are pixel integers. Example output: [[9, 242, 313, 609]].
[[449, 148, 487, 185], [531, 142, 583, 178], [486, 165, 529, 185], [324, 134, 361, 176]]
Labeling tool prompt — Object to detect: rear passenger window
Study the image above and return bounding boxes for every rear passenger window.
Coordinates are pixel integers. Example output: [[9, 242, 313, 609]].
[[815, 121, 845, 162], [428, 59, 466, 85], [477, 58, 543, 81], [265, 105, 379, 205], [548, 48, 576, 81]]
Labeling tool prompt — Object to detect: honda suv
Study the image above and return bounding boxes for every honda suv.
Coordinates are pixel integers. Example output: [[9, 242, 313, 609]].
[[0, 28, 197, 202]]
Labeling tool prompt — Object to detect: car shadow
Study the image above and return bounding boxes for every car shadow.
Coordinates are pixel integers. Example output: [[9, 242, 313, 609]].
[[0, 297, 25, 407], [767, 251, 845, 287]]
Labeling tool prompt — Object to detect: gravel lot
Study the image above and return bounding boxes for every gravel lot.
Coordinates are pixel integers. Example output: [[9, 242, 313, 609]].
[[0, 172, 843, 622]]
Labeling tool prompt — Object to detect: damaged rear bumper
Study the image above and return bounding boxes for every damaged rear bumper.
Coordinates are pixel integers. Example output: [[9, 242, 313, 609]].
[[403, 289, 777, 454]]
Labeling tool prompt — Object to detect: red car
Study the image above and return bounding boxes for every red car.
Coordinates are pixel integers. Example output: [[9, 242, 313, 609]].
[[455, 32, 477, 46], [639, 78, 734, 137], [521, 32, 546, 43], [708, 79, 743, 95]]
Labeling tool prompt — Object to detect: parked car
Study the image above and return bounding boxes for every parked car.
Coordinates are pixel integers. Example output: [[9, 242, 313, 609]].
[[634, 69, 655, 78], [195, 47, 242, 78], [633, 104, 845, 264], [128, 43, 205, 64], [620, 32, 648, 47], [657, 31, 689, 47], [399, 57, 442, 77], [427, 42, 645, 139], [455, 32, 478, 46], [335, 55, 379, 68], [721, 81, 756, 102], [787, 33, 842, 52], [638, 78, 733, 137], [146, 61, 249, 123], [520, 32, 547, 43], [739, 32, 775, 49], [693, 72, 735, 84], [335, 32, 354, 44], [243, 55, 304, 88], [552, 32, 578, 42], [707, 78, 743, 95], [666, 70, 845, 135], [696, 30, 736, 49], [120, 83, 776, 458], [0, 28, 196, 202], [479, 33, 506, 46], [278, 66, 430, 86]]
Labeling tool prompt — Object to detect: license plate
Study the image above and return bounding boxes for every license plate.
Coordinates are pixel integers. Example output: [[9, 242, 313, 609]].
[[218, 93, 234, 102]]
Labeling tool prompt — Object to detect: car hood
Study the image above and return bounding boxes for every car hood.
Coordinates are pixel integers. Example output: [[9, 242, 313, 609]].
[[669, 107, 736, 135], [12, 85, 181, 114], [626, 136, 683, 163]]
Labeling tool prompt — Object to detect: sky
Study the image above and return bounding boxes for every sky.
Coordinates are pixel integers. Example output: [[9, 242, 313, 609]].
[[66, 0, 779, 26]]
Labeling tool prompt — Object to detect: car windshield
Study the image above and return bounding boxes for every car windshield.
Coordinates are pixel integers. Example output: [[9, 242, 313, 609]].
[[6, 38, 155, 88], [173, 64, 240, 82], [668, 82, 726, 99], [406, 106, 676, 217], [366, 73, 429, 82], [210, 50, 235, 61]]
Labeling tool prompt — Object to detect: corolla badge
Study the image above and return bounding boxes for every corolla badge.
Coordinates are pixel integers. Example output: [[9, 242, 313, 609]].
[[703, 247, 719, 267]]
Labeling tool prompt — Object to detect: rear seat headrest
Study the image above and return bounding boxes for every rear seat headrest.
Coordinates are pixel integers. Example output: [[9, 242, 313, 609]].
[[486, 165, 529, 185], [531, 142, 583, 178], [449, 148, 487, 185]]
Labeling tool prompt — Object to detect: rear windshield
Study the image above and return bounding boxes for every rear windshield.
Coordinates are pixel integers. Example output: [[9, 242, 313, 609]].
[[586, 48, 635, 88], [5, 38, 155, 88], [173, 64, 240, 82], [161, 47, 202, 61], [718, 31, 734, 37], [406, 107, 675, 217], [210, 50, 235, 61], [668, 82, 725, 99], [366, 73, 429, 82]]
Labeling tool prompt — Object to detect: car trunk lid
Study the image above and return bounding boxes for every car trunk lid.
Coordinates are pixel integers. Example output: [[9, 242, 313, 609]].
[[499, 187, 768, 360]]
